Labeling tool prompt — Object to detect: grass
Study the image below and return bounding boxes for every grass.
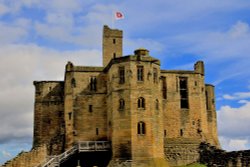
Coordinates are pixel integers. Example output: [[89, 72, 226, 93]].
[[178, 163, 207, 167]]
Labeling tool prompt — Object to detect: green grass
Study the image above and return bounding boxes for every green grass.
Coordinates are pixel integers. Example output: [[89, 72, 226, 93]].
[[178, 163, 207, 167]]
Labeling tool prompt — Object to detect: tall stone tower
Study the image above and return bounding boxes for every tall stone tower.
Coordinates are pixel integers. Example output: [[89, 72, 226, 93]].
[[107, 48, 169, 166], [102, 25, 123, 67]]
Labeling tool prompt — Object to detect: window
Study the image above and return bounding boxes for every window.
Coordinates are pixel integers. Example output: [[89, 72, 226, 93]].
[[96, 128, 99, 135], [89, 105, 93, 113], [180, 129, 183, 137], [162, 77, 167, 99], [205, 91, 209, 110], [71, 78, 76, 88], [179, 77, 189, 109], [155, 99, 159, 110], [119, 67, 125, 84], [153, 68, 158, 83], [113, 52, 116, 58], [68, 112, 72, 120], [113, 38, 116, 44], [90, 77, 97, 91], [119, 99, 125, 110], [164, 130, 167, 137], [138, 97, 145, 109], [137, 122, 146, 135], [137, 66, 144, 81]]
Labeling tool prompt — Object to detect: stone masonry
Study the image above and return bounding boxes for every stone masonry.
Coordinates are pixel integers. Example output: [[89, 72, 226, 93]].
[[2, 25, 224, 167]]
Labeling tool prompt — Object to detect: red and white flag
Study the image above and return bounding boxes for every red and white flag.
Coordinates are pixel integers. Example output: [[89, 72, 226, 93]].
[[115, 11, 124, 20]]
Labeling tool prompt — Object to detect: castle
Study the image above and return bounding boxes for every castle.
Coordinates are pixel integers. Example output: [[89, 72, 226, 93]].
[[2, 26, 222, 167]]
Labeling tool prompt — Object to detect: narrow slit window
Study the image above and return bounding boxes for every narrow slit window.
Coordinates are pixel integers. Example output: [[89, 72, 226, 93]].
[[162, 77, 167, 99], [96, 128, 99, 135], [119, 66, 125, 84], [68, 112, 72, 120], [137, 66, 144, 81], [90, 77, 97, 91], [137, 122, 146, 135], [89, 105, 93, 113], [155, 99, 159, 110], [71, 78, 76, 88], [119, 99, 125, 110], [113, 38, 116, 44], [153, 68, 158, 83]]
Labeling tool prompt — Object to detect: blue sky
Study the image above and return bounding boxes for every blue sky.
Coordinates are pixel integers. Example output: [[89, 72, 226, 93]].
[[1, 0, 250, 164]]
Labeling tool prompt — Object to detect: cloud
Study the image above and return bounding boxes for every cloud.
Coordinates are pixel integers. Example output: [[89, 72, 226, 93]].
[[217, 101, 250, 151], [223, 92, 250, 100], [219, 136, 249, 151], [0, 44, 101, 145]]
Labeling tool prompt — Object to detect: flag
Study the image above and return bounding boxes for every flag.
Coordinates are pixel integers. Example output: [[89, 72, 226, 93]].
[[115, 11, 124, 20]]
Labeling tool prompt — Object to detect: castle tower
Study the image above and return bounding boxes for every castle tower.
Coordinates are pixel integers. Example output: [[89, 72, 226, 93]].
[[107, 48, 168, 166], [102, 25, 123, 67], [205, 84, 220, 147]]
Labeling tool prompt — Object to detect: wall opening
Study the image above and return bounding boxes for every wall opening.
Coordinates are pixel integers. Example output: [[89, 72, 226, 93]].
[[179, 77, 189, 109], [137, 122, 146, 135]]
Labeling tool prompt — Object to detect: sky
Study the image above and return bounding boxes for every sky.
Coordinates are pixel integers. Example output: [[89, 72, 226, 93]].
[[0, 0, 250, 164]]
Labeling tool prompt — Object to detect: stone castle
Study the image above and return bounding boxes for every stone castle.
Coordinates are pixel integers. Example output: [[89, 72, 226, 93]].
[[4, 25, 240, 167]]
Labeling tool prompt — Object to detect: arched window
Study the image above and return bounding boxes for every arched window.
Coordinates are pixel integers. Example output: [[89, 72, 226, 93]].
[[137, 122, 146, 135], [155, 99, 159, 110], [71, 78, 76, 88], [138, 97, 145, 109], [119, 99, 125, 110]]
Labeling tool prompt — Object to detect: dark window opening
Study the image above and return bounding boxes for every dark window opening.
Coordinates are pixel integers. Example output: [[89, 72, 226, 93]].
[[180, 77, 189, 109], [162, 77, 167, 99], [138, 97, 145, 109], [164, 130, 167, 137], [153, 68, 158, 83], [137, 122, 146, 135], [68, 112, 72, 120], [113, 38, 116, 44], [119, 99, 125, 110], [194, 81, 198, 86], [89, 105, 93, 113], [205, 91, 209, 110], [96, 128, 99, 135], [155, 99, 159, 110], [71, 78, 76, 88], [180, 129, 183, 137], [119, 66, 125, 84], [113, 52, 116, 58], [90, 77, 97, 91], [137, 66, 144, 81]]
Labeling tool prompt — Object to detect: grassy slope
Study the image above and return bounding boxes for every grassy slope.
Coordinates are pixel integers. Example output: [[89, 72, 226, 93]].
[[178, 163, 207, 167]]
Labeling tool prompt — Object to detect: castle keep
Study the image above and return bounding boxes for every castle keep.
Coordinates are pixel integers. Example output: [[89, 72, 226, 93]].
[[2, 26, 222, 167]]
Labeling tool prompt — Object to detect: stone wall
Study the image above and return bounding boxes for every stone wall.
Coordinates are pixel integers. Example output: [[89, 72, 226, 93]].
[[33, 81, 65, 155], [164, 138, 201, 166], [1, 145, 47, 167], [200, 143, 250, 167]]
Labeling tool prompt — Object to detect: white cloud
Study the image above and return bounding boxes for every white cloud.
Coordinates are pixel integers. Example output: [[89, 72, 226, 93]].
[[217, 102, 250, 139], [0, 43, 101, 144], [223, 92, 250, 100], [219, 136, 249, 151]]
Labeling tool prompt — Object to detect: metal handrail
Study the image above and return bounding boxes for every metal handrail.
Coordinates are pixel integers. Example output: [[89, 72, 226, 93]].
[[38, 141, 110, 167]]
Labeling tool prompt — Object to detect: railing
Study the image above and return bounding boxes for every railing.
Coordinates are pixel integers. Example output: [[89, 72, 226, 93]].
[[78, 141, 111, 152], [37, 141, 110, 167]]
